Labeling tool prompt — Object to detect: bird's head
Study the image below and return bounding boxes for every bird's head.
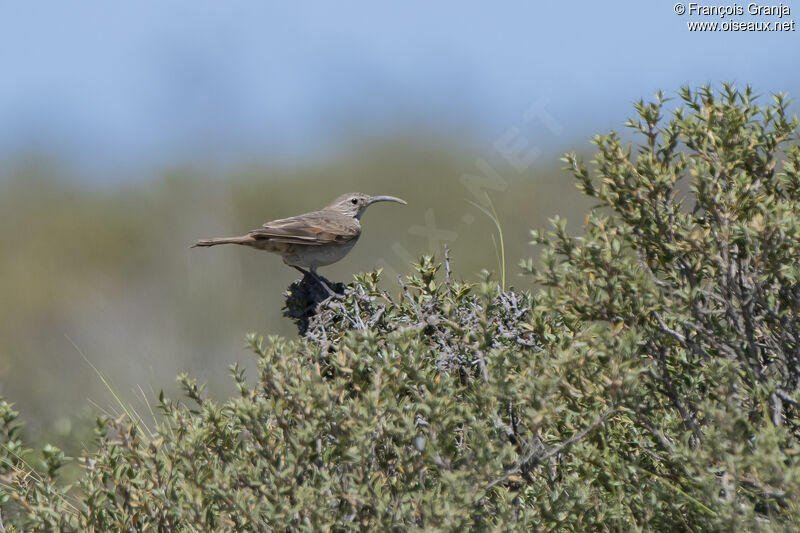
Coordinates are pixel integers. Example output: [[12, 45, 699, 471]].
[[325, 192, 407, 219]]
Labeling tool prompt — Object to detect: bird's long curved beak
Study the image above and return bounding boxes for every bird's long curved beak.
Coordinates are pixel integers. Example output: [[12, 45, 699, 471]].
[[368, 195, 407, 206]]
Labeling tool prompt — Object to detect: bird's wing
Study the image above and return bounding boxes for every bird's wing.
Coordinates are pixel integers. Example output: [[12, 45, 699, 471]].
[[249, 211, 360, 246]]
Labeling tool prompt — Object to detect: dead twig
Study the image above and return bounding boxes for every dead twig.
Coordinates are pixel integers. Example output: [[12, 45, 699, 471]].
[[485, 405, 617, 490]]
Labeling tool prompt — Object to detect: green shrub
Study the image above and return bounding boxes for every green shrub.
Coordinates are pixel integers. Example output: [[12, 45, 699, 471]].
[[2, 84, 800, 531], [526, 83, 800, 529]]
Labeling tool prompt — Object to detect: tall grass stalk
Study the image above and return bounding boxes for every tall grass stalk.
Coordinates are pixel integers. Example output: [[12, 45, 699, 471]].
[[468, 193, 506, 290], [65, 335, 150, 439]]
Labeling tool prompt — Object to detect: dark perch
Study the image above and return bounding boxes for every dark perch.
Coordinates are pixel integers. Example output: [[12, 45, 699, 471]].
[[283, 273, 345, 335]]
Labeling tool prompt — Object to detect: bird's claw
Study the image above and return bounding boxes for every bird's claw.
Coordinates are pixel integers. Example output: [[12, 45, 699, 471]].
[[317, 279, 344, 300]]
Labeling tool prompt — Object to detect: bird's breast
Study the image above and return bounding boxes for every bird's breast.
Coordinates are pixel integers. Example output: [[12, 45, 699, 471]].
[[284, 239, 359, 268]]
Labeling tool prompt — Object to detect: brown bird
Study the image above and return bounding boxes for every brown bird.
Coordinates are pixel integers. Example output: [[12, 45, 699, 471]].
[[192, 192, 407, 294]]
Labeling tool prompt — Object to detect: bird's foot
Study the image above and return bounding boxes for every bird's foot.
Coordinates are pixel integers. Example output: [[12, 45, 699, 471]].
[[315, 277, 344, 300], [291, 266, 344, 300], [284, 271, 346, 334]]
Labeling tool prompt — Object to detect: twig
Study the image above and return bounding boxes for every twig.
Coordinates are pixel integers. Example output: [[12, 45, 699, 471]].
[[485, 405, 617, 490], [636, 410, 676, 453], [649, 345, 704, 444], [443, 244, 452, 287], [338, 304, 359, 329], [397, 275, 421, 318], [351, 298, 366, 330], [474, 347, 489, 384], [653, 312, 686, 343], [368, 307, 386, 328]]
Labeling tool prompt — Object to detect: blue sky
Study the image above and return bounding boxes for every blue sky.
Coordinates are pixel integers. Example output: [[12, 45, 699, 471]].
[[1, 1, 798, 179]]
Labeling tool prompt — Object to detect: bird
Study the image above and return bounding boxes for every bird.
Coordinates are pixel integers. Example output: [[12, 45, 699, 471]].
[[192, 192, 407, 295]]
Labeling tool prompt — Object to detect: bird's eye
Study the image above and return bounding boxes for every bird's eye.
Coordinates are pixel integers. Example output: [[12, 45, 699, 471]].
[[350, 198, 358, 204]]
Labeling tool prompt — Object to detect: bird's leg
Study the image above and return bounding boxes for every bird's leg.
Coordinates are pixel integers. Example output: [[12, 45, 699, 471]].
[[309, 267, 340, 298], [292, 265, 339, 298], [291, 265, 312, 278]]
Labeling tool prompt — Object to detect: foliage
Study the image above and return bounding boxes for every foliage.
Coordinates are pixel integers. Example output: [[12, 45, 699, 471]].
[[525, 83, 800, 529], [2, 84, 800, 530]]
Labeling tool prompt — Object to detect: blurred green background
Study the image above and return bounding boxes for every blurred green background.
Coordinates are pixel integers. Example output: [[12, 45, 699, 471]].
[[2, 1, 798, 449], [0, 140, 591, 449]]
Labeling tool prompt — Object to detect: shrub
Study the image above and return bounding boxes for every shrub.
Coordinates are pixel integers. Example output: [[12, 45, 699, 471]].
[[4, 263, 609, 531], [1, 84, 800, 531], [526, 84, 800, 529]]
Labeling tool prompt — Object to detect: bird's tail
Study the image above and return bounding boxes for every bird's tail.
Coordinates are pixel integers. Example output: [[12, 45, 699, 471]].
[[190, 235, 253, 248]]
